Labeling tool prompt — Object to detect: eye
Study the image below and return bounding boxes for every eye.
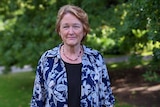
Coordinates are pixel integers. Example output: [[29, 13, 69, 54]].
[[63, 26, 69, 28], [73, 24, 81, 29], [73, 25, 80, 28]]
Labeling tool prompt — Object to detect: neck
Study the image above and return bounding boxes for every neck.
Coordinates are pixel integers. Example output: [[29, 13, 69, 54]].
[[62, 44, 82, 62], [63, 44, 81, 54]]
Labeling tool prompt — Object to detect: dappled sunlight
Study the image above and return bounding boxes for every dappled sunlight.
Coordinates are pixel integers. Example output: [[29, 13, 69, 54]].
[[146, 84, 160, 92], [110, 64, 118, 68], [110, 65, 160, 107], [112, 78, 160, 107], [113, 87, 160, 107], [113, 83, 160, 93], [130, 86, 147, 92]]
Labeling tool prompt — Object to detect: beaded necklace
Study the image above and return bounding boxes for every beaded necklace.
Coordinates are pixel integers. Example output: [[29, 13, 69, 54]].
[[63, 46, 82, 61]]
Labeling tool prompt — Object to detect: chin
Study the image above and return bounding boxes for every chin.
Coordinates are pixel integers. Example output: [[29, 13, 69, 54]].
[[67, 42, 79, 46]]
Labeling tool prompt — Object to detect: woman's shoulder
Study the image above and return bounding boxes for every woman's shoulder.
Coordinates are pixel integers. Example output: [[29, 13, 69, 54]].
[[40, 45, 60, 59], [83, 45, 105, 60], [83, 45, 101, 56], [83, 45, 104, 64]]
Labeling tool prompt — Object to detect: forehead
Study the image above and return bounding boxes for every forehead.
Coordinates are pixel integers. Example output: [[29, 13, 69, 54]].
[[60, 13, 82, 24]]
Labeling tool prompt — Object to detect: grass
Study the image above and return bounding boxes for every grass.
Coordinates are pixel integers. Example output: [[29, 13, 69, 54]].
[[115, 101, 136, 107], [0, 72, 35, 107], [0, 71, 135, 107]]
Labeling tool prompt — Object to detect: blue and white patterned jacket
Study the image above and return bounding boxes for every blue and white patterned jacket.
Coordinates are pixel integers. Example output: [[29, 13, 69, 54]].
[[30, 44, 115, 107]]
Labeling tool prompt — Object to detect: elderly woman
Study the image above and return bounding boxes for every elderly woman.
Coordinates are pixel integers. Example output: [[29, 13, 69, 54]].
[[30, 4, 115, 107]]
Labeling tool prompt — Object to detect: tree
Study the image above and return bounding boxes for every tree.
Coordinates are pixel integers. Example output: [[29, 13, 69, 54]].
[[0, 0, 159, 74], [113, 0, 160, 81], [124, 0, 160, 62], [0, 0, 124, 72], [0, 0, 60, 73]]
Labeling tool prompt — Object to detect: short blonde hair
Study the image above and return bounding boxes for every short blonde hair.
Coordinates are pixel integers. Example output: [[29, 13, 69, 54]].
[[55, 5, 90, 38]]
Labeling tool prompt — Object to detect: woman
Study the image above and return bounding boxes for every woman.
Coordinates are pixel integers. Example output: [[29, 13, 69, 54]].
[[30, 4, 115, 107]]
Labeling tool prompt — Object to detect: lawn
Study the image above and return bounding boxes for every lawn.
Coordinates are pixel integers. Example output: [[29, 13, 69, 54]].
[[0, 71, 134, 107], [0, 72, 35, 107]]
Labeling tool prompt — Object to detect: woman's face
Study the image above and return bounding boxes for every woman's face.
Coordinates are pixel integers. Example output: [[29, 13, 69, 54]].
[[59, 13, 85, 46]]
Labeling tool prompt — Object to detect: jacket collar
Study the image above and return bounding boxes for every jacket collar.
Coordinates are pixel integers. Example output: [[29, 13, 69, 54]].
[[44, 43, 96, 58]]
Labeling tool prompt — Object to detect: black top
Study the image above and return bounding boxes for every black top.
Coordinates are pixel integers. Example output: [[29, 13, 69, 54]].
[[64, 61, 82, 107]]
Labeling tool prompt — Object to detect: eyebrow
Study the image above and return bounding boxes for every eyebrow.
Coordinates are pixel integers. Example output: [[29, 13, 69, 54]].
[[61, 22, 82, 25], [73, 23, 81, 26]]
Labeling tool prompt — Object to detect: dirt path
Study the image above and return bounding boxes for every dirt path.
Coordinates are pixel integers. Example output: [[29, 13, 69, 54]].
[[109, 67, 160, 107]]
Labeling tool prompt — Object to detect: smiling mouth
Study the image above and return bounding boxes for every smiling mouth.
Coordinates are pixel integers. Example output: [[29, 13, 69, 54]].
[[68, 37, 76, 39]]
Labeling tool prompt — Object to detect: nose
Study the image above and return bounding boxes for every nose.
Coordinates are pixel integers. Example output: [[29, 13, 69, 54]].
[[68, 27, 74, 34]]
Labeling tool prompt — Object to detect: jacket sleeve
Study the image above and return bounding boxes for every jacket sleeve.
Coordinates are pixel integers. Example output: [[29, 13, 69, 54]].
[[30, 57, 47, 107], [98, 54, 115, 107]]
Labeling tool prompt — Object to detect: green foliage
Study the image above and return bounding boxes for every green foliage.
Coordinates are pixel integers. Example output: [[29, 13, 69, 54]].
[[142, 54, 160, 82], [56, 0, 68, 10], [143, 70, 160, 82], [126, 0, 160, 81], [127, 0, 160, 55], [0, 0, 60, 69], [0, 0, 159, 76], [153, 47, 160, 61], [128, 54, 143, 65], [0, 0, 126, 70]]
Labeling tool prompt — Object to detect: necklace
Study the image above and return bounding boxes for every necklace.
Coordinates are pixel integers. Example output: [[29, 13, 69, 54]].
[[62, 46, 82, 61]]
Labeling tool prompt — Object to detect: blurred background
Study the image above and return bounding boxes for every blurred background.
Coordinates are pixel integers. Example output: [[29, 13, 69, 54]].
[[0, 0, 160, 107]]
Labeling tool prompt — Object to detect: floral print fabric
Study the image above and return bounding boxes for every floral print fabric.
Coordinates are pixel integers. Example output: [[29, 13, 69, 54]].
[[30, 44, 115, 107]]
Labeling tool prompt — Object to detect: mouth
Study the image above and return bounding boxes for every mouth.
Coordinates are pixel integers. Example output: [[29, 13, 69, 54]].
[[68, 37, 76, 40]]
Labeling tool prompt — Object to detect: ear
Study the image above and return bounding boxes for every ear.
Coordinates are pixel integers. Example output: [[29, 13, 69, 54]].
[[58, 31, 61, 36], [83, 32, 87, 36]]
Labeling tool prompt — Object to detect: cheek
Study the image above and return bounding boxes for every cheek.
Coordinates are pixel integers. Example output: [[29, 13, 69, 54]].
[[58, 31, 63, 39], [59, 28, 67, 36]]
